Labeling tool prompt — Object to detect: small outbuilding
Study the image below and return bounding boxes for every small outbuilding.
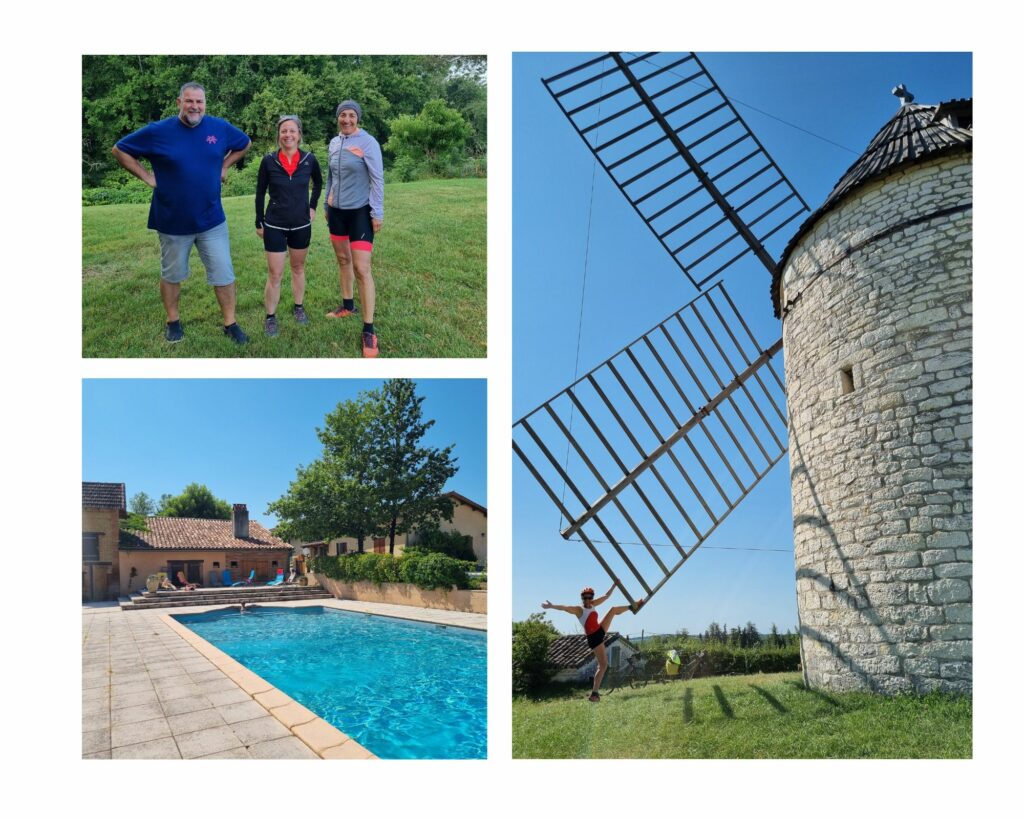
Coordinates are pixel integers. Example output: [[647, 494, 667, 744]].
[[546, 632, 639, 684]]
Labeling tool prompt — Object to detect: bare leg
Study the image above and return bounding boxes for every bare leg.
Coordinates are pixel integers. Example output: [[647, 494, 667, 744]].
[[214, 283, 236, 326], [264, 251, 286, 315], [289, 246, 308, 305], [331, 238, 354, 300], [591, 642, 609, 693], [352, 249, 375, 323], [160, 280, 182, 322], [599, 604, 634, 634]]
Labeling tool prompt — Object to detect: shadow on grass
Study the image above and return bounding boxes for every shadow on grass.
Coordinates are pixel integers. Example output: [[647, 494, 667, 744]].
[[785, 679, 843, 709], [750, 684, 787, 714], [683, 687, 694, 723], [712, 685, 734, 719]]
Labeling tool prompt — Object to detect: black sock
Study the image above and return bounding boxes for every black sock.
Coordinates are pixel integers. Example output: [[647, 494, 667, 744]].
[[294, 303, 302, 309], [167, 319, 181, 327], [224, 322, 237, 329], [363, 322, 374, 335], [266, 313, 275, 319], [343, 298, 355, 312]]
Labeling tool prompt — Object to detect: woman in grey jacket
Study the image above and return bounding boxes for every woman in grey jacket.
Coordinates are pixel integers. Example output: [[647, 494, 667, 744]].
[[323, 99, 384, 358]]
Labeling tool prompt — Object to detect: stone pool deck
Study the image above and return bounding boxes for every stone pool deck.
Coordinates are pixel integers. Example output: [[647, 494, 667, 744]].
[[82, 598, 486, 759]]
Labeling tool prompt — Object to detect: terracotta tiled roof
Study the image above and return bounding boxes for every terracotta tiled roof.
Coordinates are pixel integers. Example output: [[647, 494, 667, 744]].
[[546, 632, 630, 670], [773, 98, 973, 317], [120, 516, 291, 551], [83, 482, 126, 511]]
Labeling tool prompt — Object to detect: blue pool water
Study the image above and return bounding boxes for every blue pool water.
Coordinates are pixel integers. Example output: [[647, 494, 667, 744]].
[[174, 606, 486, 759]]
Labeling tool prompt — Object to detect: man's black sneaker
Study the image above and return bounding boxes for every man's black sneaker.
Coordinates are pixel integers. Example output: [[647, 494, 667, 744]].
[[293, 305, 309, 325], [165, 320, 184, 343], [264, 315, 279, 337], [223, 323, 249, 344]]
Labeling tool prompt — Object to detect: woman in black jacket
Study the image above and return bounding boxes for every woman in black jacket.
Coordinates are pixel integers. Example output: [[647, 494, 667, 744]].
[[255, 115, 323, 336]]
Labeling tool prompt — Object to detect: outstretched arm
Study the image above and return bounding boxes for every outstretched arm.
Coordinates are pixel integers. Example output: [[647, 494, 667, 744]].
[[541, 601, 582, 616], [592, 584, 617, 606]]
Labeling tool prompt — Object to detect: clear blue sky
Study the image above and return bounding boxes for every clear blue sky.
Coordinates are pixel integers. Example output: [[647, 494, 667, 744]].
[[513, 52, 972, 638], [83, 379, 487, 528]]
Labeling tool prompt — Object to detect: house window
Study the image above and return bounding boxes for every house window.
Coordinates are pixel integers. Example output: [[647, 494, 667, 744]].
[[272, 560, 279, 567], [338, 542, 348, 554], [373, 538, 386, 554], [610, 645, 621, 669], [230, 560, 239, 568], [82, 534, 100, 562]]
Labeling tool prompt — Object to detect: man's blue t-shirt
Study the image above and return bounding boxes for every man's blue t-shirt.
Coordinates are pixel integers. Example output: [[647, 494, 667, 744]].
[[116, 115, 250, 235]]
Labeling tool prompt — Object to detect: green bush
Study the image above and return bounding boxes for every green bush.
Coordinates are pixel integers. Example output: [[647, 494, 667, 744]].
[[633, 639, 801, 677], [311, 550, 473, 590], [513, 614, 559, 694], [406, 526, 476, 562]]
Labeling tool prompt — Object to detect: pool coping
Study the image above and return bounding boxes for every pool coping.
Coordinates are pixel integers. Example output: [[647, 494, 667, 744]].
[[159, 598, 486, 759]]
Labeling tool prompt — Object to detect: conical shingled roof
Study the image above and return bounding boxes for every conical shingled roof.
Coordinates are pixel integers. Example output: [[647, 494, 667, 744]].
[[772, 99, 973, 317]]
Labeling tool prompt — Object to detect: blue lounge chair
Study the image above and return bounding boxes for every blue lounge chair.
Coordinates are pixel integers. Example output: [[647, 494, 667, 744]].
[[266, 568, 285, 586], [232, 569, 255, 587]]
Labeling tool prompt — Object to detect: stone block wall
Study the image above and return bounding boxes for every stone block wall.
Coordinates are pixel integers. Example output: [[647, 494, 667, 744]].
[[781, 153, 972, 694]]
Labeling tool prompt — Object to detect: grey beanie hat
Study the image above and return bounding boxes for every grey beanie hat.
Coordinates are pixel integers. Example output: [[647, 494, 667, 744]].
[[335, 100, 362, 120]]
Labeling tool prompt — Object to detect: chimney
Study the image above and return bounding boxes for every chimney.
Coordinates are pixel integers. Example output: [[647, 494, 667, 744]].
[[232, 504, 250, 539]]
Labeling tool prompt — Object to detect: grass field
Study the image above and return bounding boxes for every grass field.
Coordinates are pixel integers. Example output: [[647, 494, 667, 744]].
[[513, 672, 971, 758], [82, 177, 486, 358]]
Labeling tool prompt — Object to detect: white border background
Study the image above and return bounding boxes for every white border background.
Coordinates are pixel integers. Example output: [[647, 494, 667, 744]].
[[4, 0, 1016, 815]]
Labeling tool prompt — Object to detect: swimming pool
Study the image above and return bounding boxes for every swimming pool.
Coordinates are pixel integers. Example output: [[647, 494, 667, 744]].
[[173, 606, 486, 759]]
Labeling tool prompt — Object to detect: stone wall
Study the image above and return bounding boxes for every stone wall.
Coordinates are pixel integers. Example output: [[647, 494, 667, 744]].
[[314, 576, 487, 614], [781, 153, 972, 694]]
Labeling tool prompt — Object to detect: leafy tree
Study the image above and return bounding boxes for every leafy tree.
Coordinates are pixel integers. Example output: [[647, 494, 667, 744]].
[[158, 483, 231, 519], [269, 398, 380, 551], [406, 524, 476, 562], [365, 379, 457, 554], [513, 614, 560, 694], [385, 99, 469, 166], [129, 491, 156, 516]]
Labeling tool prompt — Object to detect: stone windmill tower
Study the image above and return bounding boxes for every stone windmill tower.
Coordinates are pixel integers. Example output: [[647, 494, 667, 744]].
[[776, 91, 973, 694], [513, 53, 972, 694]]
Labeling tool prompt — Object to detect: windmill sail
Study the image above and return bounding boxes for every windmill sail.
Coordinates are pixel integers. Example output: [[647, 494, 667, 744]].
[[543, 52, 810, 289], [513, 283, 787, 607]]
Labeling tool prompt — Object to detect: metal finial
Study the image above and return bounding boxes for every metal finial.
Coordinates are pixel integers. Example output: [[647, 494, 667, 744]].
[[892, 83, 915, 106]]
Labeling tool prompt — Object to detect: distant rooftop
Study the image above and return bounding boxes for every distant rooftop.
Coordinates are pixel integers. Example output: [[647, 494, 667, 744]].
[[120, 516, 291, 551], [546, 632, 632, 670], [82, 481, 126, 512], [773, 97, 973, 316]]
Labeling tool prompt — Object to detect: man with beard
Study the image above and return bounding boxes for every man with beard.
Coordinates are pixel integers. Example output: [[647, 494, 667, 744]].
[[112, 82, 252, 344]]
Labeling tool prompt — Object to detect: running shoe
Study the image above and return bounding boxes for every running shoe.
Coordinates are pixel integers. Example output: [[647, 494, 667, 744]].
[[223, 323, 249, 344], [293, 305, 309, 325], [165, 320, 184, 343], [362, 331, 379, 358], [264, 315, 278, 337], [588, 692, 600, 703], [326, 304, 358, 318]]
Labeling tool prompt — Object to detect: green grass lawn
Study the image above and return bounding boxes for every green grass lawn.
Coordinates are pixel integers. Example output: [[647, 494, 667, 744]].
[[82, 177, 486, 358], [513, 672, 971, 758]]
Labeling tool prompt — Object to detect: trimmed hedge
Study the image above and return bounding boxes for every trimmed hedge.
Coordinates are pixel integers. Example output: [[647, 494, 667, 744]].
[[310, 550, 473, 591], [634, 641, 801, 677]]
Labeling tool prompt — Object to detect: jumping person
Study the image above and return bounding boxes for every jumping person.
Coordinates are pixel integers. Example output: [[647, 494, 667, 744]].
[[254, 115, 323, 336], [323, 100, 384, 358], [541, 585, 645, 702], [111, 82, 252, 344]]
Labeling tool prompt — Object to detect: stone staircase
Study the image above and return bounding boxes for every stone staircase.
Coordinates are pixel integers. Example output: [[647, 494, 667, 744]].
[[120, 584, 334, 611]]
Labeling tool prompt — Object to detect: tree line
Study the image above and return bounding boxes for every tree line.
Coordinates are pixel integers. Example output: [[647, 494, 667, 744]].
[[83, 55, 486, 188]]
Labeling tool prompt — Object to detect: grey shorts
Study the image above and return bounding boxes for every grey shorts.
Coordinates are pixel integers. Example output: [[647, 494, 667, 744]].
[[158, 220, 235, 286]]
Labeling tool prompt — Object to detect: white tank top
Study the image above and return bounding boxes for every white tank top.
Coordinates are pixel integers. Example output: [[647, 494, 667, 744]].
[[577, 607, 600, 634]]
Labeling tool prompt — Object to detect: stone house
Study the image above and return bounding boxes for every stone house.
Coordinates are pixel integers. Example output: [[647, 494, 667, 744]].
[[298, 491, 488, 565], [82, 482, 126, 602], [546, 632, 638, 683], [118, 503, 292, 593], [776, 95, 972, 693]]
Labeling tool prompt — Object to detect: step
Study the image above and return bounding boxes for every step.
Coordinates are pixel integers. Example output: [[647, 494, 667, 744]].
[[121, 587, 333, 611]]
